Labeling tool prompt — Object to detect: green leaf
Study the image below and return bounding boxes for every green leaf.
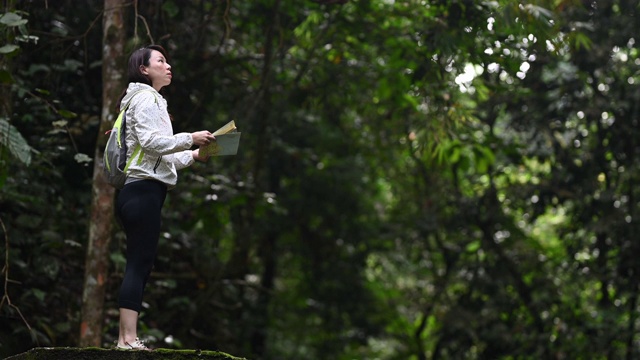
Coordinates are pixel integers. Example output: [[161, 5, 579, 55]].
[[0, 44, 19, 54], [74, 153, 93, 164], [16, 34, 39, 44], [0, 12, 27, 27], [0, 69, 13, 84], [57, 109, 77, 119], [449, 144, 461, 163], [32, 288, 46, 302], [466, 240, 481, 252], [0, 117, 31, 166], [35, 88, 50, 95], [162, 1, 180, 18], [573, 32, 592, 51], [52, 120, 68, 128], [473, 145, 495, 173], [522, 4, 554, 22]]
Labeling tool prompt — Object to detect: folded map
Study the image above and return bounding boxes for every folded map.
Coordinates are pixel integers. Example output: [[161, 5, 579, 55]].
[[200, 120, 241, 156]]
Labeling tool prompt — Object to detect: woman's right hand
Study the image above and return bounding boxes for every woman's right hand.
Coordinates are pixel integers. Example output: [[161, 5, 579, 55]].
[[191, 131, 216, 146]]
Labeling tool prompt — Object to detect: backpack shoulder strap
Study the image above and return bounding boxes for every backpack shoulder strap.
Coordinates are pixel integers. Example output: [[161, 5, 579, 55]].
[[119, 89, 159, 171]]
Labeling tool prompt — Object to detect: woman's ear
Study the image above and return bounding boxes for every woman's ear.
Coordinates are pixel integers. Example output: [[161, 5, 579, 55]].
[[139, 65, 148, 75]]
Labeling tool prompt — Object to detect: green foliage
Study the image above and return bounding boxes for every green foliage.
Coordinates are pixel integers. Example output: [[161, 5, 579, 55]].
[[0, 117, 31, 166], [4, 0, 640, 359], [0, 10, 37, 176]]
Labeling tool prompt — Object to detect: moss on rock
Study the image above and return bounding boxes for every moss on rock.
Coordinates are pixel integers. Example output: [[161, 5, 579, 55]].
[[5, 347, 247, 360]]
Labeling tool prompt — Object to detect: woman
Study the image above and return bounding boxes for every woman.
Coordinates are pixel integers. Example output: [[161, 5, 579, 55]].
[[114, 45, 215, 350]]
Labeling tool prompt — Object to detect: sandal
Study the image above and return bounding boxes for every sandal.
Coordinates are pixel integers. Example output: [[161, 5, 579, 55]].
[[116, 337, 151, 351]]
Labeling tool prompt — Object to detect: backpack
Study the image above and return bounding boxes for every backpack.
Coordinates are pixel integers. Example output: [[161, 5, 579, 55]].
[[103, 90, 155, 189]]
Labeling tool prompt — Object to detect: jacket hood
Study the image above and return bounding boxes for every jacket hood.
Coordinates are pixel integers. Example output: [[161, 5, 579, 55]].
[[120, 82, 159, 111]]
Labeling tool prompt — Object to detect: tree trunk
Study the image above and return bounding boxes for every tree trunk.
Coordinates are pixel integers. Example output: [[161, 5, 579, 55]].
[[79, 0, 127, 347]]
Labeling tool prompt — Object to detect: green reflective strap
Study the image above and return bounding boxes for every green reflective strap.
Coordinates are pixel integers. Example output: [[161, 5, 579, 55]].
[[105, 156, 111, 172], [115, 111, 125, 148], [136, 150, 145, 165], [124, 145, 143, 172]]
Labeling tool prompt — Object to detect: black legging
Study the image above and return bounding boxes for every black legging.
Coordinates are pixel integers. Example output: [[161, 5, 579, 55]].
[[115, 179, 167, 312]]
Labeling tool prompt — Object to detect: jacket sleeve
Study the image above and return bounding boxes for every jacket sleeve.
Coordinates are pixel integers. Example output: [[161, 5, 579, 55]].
[[130, 92, 193, 156], [169, 150, 196, 170]]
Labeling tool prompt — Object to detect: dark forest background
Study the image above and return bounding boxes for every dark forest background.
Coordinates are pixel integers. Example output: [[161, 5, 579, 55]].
[[2, 1, 640, 359]]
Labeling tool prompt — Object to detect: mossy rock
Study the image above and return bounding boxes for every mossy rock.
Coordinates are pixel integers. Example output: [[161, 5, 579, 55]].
[[5, 347, 248, 360]]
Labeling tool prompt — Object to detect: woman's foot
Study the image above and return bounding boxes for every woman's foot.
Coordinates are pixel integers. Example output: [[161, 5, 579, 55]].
[[116, 337, 151, 351]]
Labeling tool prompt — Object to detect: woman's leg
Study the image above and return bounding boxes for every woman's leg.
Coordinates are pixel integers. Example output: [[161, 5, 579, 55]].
[[115, 180, 167, 346], [118, 308, 139, 346]]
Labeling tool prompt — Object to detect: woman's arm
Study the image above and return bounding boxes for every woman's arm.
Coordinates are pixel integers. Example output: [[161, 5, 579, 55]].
[[131, 93, 193, 156]]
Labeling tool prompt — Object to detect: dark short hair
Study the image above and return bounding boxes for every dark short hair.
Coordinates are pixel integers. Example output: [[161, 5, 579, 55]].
[[127, 45, 170, 86]]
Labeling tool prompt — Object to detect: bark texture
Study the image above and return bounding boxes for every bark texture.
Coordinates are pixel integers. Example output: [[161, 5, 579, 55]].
[[79, 0, 127, 347]]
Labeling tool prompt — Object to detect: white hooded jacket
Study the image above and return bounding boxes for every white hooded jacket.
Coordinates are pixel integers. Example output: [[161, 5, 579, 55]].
[[120, 82, 194, 188]]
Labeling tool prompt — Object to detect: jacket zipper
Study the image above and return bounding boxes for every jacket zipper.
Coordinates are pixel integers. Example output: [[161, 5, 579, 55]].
[[153, 156, 162, 173]]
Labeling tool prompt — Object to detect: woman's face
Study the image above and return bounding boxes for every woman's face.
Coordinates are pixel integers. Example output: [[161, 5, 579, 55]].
[[141, 50, 172, 90]]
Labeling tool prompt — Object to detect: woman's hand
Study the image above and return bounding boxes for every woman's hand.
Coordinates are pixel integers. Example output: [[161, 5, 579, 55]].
[[191, 131, 216, 146], [192, 148, 210, 162]]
